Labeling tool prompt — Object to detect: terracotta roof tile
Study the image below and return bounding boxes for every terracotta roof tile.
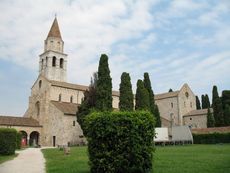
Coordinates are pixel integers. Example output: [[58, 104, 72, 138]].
[[47, 17, 62, 39], [184, 108, 213, 117], [50, 80, 120, 96], [0, 116, 41, 127], [51, 101, 79, 115], [155, 91, 179, 100]]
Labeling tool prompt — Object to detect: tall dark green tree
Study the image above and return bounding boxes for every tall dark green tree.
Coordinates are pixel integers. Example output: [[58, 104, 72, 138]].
[[143, 72, 161, 127], [201, 94, 206, 109], [77, 72, 98, 136], [95, 54, 112, 111], [119, 72, 134, 111], [224, 104, 230, 126], [205, 94, 211, 108], [135, 79, 150, 111], [207, 107, 215, 127], [168, 88, 173, 92], [222, 90, 230, 109], [196, 96, 201, 110], [212, 86, 224, 126]]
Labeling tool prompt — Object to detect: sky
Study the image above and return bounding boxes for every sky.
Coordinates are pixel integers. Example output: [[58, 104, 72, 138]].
[[0, 0, 229, 116]]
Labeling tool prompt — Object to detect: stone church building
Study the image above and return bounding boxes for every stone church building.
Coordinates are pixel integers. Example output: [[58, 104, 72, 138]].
[[0, 18, 209, 147]]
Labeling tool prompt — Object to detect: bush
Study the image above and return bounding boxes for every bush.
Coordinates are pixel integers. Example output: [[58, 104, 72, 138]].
[[0, 128, 17, 155], [193, 132, 230, 144], [85, 111, 155, 173], [16, 132, 22, 149]]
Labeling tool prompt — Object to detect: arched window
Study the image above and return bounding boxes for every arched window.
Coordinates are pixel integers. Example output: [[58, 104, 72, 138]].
[[70, 96, 73, 103], [60, 58, 64, 68], [35, 101, 40, 116], [59, 94, 62, 102], [41, 59, 44, 69], [52, 56, 56, 67], [39, 80, 42, 89], [46, 57, 48, 66], [171, 102, 173, 108]]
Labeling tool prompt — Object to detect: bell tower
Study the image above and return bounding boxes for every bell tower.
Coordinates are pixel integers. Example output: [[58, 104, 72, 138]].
[[39, 17, 67, 82]]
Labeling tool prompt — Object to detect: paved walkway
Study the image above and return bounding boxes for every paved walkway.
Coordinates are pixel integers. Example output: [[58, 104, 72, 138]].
[[0, 148, 45, 173]]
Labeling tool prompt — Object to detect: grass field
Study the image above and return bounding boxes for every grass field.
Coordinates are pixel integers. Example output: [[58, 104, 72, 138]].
[[0, 154, 18, 164], [42, 144, 230, 173]]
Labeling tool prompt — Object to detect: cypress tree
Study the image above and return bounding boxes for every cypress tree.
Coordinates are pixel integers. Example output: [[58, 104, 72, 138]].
[[207, 107, 215, 127], [222, 90, 230, 109], [77, 72, 98, 136], [95, 54, 112, 111], [212, 86, 224, 126], [201, 94, 206, 109], [119, 72, 134, 111], [135, 79, 150, 111], [169, 88, 173, 92], [205, 94, 211, 108], [224, 104, 230, 126], [196, 96, 201, 110], [143, 72, 161, 127]]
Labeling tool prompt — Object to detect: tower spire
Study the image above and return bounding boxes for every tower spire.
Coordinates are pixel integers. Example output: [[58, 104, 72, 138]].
[[47, 17, 62, 39]]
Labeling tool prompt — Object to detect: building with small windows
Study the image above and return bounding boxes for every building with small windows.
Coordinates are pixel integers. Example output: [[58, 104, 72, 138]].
[[0, 17, 208, 147]]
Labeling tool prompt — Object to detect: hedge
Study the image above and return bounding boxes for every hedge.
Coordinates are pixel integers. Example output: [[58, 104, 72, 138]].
[[193, 132, 230, 144], [16, 132, 22, 149], [85, 111, 155, 173], [0, 128, 17, 155]]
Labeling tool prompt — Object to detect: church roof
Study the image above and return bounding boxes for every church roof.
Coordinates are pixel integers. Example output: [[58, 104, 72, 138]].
[[183, 108, 213, 117], [0, 116, 41, 127], [155, 91, 179, 100], [50, 80, 120, 96], [51, 101, 79, 115], [47, 17, 62, 39]]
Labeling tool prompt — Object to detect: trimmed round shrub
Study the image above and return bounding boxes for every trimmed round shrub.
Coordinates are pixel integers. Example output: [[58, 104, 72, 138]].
[[85, 111, 155, 173], [16, 132, 22, 149], [0, 128, 17, 155]]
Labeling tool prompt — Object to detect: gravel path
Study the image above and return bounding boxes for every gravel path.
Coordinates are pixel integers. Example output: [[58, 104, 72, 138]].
[[0, 148, 45, 173]]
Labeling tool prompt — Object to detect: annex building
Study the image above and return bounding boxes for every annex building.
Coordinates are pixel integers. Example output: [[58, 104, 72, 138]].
[[0, 18, 209, 147]]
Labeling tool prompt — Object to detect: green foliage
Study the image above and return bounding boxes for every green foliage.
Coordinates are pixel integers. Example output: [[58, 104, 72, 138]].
[[212, 85, 219, 106], [77, 72, 97, 136], [119, 72, 134, 111], [143, 72, 161, 127], [202, 94, 210, 109], [224, 104, 230, 126], [0, 128, 17, 155], [207, 108, 215, 127], [135, 79, 150, 111], [95, 54, 112, 111], [196, 96, 201, 110], [85, 111, 155, 173], [193, 133, 230, 144], [222, 90, 230, 109], [16, 132, 22, 149], [168, 88, 173, 92]]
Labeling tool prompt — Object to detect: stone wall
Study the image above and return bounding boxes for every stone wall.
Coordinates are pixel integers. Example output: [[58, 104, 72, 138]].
[[183, 114, 207, 129]]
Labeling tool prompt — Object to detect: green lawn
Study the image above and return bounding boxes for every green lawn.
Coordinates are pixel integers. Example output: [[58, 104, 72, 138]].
[[42, 144, 230, 173], [0, 153, 18, 164]]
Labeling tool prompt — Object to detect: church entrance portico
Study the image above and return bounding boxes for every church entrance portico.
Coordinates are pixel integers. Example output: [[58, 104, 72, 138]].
[[29, 131, 40, 146]]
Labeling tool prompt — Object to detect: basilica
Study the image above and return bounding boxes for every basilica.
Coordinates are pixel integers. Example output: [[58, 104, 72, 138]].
[[0, 18, 209, 146]]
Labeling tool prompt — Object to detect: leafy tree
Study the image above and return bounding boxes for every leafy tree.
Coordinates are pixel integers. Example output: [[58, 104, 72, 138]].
[[95, 54, 112, 111], [224, 104, 230, 126], [119, 72, 134, 111], [168, 88, 173, 92], [76, 72, 98, 136], [207, 107, 215, 127], [196, 96, 201, 110], [212, 86, 224, 126], [135, 79, 150, 111], [222, 90, 230, 108], [143, 72, 161, 127]]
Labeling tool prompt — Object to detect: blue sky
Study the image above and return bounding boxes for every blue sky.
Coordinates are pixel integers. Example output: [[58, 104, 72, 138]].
[[0, 0, 229, 116]]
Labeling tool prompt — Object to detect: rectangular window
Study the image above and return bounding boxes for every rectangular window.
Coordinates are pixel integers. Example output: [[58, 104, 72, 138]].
[[73, 121, 75, 126], [171, 102, 173, 108]]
